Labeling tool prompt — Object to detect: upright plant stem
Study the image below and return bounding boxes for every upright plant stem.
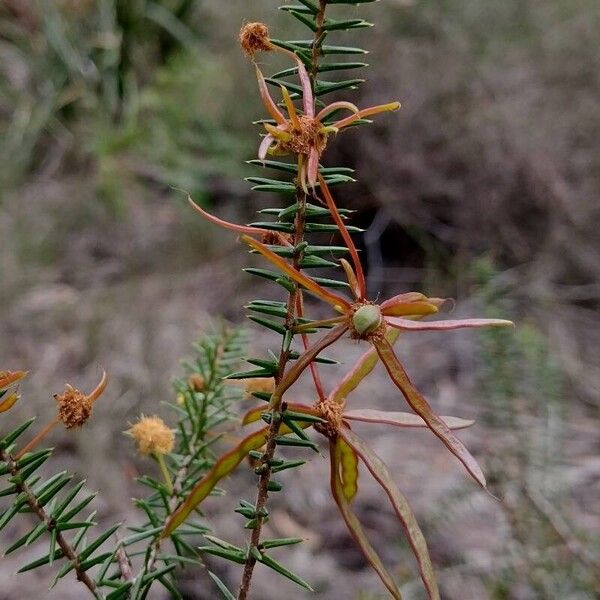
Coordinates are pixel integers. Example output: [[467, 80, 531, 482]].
[[237, 4, 328, 598], [237, 190, 306, 600]]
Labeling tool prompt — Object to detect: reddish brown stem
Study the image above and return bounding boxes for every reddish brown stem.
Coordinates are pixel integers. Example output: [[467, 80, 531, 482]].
[[237, 194, 306, 600], [0, 447, 101, 598], [237, 4, 331, 598]]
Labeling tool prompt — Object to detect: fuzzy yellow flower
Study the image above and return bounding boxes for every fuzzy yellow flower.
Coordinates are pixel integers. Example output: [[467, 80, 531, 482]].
[[128, 415, 175, 456]]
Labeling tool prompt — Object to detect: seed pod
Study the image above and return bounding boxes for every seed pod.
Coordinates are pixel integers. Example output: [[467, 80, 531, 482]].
[[352, 304, 382, 336]]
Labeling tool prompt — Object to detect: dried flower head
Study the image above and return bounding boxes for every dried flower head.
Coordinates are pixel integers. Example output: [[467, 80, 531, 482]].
[[55, 385, 92, 429], [54, 371, 107, 429], [244, 377, 275, 397], [188, 374, 205, 392], [128, 415, 175, 455], [239, 22, 271, 56]]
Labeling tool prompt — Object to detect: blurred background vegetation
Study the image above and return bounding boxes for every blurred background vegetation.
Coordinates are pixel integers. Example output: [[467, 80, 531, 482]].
[[1, 1, 599, 598]]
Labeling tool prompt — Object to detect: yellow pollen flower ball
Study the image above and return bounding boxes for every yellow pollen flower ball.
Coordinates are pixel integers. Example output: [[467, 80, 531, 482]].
[[128, 415, 175, 456]]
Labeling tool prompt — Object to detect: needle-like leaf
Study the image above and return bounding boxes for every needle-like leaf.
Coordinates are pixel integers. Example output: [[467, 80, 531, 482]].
[[241, 402, 319, 426]]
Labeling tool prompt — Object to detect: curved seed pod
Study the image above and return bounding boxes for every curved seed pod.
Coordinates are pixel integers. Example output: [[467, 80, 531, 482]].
[[329, 440, 402, 600], [373, 337, 487, 490], [340, 427, 440, 600], [337, 436, 359, 501]]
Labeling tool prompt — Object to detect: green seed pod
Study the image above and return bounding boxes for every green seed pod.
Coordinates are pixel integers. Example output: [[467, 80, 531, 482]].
[[352, 304, 382, 336]]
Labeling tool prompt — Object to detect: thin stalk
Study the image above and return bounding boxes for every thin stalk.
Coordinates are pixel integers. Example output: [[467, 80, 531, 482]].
[[237, 4, 329, 598], [156, 453, 173, 494], [237, 188, 306, 600], [15, 416, 60, 460]]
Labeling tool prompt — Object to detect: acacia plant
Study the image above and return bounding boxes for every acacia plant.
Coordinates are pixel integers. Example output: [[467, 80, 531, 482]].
[[1, 2, 513, 599]]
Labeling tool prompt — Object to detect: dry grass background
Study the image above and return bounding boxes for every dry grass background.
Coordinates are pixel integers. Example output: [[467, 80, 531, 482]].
[[1, 1, 599, 598]]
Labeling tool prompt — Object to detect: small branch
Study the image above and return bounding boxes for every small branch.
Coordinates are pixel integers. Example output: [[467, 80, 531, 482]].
[[142, 338, 229, 579], [0, 448, 102, 599]]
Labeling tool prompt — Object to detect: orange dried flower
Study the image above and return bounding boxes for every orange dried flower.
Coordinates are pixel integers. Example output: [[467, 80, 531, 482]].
[[55, 385, 93, 429], [128, 415, 175, 456], [53, 371, 107, 429], [239, 22, 272, 56]]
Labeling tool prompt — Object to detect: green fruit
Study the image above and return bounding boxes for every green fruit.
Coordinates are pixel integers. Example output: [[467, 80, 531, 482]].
[[352, 305, 382, 335]]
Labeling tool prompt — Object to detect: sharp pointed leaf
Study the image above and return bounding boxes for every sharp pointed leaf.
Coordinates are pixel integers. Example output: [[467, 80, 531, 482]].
[[241, 235, 350, 311]]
